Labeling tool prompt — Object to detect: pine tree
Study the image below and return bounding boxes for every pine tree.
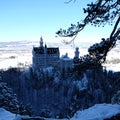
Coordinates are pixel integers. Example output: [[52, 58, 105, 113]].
[[0, 81, 19, 113], [111, 90, 120, 104]]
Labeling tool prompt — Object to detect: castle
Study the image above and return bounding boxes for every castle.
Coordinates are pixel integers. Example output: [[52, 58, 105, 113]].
[[32, 37, 79, 73]]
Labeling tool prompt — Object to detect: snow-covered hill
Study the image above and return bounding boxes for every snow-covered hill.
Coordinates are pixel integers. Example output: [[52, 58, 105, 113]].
[[0, 104, 120, 120], [71, 104, 120, 120], [0, 108, 18, 120]]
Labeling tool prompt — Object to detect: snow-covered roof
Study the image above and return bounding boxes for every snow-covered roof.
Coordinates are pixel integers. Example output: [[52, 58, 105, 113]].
[[33, 47, 59, 54], [61, 53, 72, 61]]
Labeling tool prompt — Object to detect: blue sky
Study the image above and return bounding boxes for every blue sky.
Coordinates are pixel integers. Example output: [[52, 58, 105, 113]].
[[0, 0, 114, 43]]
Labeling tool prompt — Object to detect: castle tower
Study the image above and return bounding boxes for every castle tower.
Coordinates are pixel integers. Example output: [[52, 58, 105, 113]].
[[32, 37, 60, 73], [40, 36, 43, 47], [45, 43, 47, 48], [74, 47, 79, 58]]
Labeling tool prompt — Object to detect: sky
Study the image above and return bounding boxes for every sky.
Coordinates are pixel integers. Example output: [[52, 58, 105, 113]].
[[0, 0, 115, 43]]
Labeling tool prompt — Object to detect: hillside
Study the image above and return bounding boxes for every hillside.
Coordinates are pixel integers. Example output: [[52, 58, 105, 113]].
[[0, 104, 120, 120]]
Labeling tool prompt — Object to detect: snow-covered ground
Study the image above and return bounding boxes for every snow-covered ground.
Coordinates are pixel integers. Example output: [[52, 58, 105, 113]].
[[71, 104, 120, 120], [0, 104, 120, 120], [0, 108, 18, 120], [0, 40, 120, 71]]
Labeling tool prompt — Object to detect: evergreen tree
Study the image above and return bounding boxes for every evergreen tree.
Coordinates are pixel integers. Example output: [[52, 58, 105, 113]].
[[0, 81, 19, 113], [111, 90, 120, 104]]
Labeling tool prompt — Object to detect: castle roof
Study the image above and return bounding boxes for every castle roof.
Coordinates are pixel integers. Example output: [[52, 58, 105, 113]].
[[33, 47, 59, 54], [47, 48, 59, 54], [33, 37, 59, 54], [61, 53, 72, 61], [33, 47, 44, 54]]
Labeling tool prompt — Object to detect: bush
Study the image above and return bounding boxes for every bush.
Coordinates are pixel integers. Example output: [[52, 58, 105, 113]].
[[111, 90, 120, 104]]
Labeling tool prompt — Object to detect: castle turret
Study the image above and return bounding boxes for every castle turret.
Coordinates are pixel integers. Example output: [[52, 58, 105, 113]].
[[40, 36, 43, 47], [45, 43, 47, 49], [75, 47, 79, 58]]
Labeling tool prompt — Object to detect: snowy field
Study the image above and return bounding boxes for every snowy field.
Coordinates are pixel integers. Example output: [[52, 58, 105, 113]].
[[0, 104, 120, 120], [0, 40, 120, 71]]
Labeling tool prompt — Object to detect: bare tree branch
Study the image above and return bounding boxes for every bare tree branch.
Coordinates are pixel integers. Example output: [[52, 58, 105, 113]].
[[64, 0, 76, 4]]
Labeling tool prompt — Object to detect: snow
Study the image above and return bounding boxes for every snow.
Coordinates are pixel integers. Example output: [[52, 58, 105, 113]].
[[71, 104, 120, 120], [0, 104, 120, 120], [61, 53, 72, 61], [103, 63, 120, 72], [73, 73, 88, 91], [0, 108, 17, 120], [42, 67, 54, 77], [0, 52, 32, 70]]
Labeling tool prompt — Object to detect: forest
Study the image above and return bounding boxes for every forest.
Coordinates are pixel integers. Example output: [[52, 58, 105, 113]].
[[0, 65, 120, 118]]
